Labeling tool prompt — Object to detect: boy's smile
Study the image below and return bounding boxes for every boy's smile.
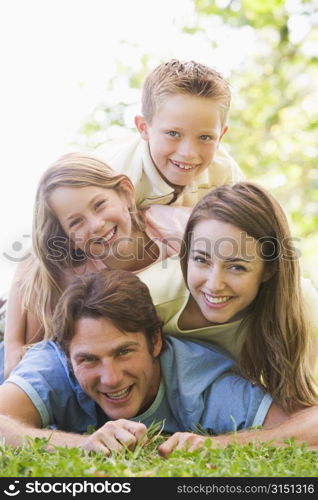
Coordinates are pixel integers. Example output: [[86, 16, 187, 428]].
[[135, 94, 227, 188]]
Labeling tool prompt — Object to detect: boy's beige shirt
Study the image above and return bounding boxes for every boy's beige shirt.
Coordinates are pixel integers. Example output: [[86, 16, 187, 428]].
[[95, 133, 244, 208]]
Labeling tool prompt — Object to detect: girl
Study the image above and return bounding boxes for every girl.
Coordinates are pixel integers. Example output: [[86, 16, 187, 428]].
[[3, 152, 190, 379], [143, 182, 318, 412]]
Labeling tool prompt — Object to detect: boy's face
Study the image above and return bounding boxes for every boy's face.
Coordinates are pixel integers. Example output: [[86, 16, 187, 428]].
[[135, 94, 228, 188]]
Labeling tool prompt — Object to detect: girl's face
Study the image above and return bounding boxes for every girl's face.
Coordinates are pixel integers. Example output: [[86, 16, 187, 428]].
[[187, 218, 270, 324], [49, 184, 134, 260]]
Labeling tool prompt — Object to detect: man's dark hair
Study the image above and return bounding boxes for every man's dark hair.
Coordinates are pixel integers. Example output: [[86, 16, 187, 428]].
[[53, 269, 163, 356]]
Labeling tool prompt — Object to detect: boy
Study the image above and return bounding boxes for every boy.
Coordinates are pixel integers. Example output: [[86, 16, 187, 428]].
[[95, 59, 243, 208]]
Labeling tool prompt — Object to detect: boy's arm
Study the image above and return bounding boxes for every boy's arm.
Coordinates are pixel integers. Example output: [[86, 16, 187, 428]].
[[0, 383, 146, 453], [158, 403, 318, 456]]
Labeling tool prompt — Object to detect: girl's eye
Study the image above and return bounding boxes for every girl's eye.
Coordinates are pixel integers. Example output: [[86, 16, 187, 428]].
[[69, 218, 81, 228], [95, 200, 105, 209], [167, 130, 179, 137], [199, 134, 213, 142]]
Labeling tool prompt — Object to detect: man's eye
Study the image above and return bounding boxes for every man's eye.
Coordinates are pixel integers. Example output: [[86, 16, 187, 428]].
[[118, 349, 132, 357]]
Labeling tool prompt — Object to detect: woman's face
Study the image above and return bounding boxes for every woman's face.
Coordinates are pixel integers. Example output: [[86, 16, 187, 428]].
[[49, 185, 134, 261], [187, 218, 269, 324]]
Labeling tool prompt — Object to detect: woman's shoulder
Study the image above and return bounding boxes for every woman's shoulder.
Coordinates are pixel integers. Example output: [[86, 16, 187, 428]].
[[301, 277, 318, 336]]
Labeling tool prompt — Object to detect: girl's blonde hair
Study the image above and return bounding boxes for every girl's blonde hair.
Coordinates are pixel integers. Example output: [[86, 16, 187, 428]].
[[22, 152, 145, 339], [180, 181, 318, 412]]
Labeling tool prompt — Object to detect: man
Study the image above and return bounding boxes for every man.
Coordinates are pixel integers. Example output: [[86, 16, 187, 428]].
[[0, 269, 316, 455]]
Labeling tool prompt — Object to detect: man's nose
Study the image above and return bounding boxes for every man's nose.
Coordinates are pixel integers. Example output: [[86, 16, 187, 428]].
[[99, 360, 122, 388]]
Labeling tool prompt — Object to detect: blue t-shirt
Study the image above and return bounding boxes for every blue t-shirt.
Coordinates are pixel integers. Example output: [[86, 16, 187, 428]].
[[5, 337, 272, 435]]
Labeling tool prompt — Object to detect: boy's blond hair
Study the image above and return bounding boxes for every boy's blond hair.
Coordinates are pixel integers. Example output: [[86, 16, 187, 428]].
[[142, 59, 231, 126]]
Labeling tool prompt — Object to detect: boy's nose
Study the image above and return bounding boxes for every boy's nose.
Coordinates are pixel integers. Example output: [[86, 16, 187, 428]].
[[178, 138, 197, 159]]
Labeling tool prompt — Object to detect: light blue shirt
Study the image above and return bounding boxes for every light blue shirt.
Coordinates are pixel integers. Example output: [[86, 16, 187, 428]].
[[4, 337, 272, 434]]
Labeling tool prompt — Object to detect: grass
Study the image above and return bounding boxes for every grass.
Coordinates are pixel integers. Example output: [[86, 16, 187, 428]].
[[1, 428, 318, 477]]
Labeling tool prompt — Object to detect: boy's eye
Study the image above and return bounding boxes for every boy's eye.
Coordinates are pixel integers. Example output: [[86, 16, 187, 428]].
[[167, 131, 179, 137], [200, 134, 213, 142]]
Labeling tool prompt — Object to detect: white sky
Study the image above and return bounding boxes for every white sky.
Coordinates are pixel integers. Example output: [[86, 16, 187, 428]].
[[0, 0, 259, 296]]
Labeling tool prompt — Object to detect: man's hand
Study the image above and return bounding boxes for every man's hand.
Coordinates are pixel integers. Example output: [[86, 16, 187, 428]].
[[82, 419, 148, 455], [158, 432, 209, 457]]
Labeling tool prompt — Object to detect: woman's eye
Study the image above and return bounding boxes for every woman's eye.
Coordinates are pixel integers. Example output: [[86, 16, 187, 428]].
[[229, 265, 246, 272], [193, 255, 207, 264], [167, 131, 179, 137]]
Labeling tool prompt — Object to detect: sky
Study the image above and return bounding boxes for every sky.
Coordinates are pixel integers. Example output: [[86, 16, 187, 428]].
[[0, 0, 260, 296]]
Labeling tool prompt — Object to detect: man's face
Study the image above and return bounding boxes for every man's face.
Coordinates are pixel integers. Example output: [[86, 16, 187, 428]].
[[69, 317, 162, 420], [135, 94, 227, 188]]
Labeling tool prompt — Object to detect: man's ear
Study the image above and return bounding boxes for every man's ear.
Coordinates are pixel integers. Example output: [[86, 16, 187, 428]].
[[152, 329, 163, 358], [134, 115, 150, 140]]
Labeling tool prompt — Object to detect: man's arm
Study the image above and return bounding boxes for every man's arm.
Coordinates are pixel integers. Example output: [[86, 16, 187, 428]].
[[158, 403, 318, 457], [0, 384, 147, 454]]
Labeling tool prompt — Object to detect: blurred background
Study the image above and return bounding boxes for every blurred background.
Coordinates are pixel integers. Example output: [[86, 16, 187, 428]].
[[1, 0, 317, 330]]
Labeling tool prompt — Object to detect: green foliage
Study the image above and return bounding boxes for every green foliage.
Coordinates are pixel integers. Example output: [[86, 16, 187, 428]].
[[75, 0, 318, 285]]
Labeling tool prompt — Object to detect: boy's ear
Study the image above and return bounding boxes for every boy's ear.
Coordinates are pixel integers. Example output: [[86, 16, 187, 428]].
[[134, 115, 150, 140], [218, 125, 228, 144]]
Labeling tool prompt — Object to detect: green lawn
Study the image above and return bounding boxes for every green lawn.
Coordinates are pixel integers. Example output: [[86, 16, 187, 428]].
[[1, 435, 318, 477]]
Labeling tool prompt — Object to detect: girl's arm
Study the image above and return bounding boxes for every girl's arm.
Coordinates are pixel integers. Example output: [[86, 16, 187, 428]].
[[3, 260, 43, 379]]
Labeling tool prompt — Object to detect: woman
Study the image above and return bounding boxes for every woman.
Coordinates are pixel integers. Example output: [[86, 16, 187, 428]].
[[142, 182, 318, 411]]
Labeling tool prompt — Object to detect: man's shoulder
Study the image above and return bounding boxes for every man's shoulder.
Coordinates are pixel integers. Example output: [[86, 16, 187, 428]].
[[161, 336, 236, 375]]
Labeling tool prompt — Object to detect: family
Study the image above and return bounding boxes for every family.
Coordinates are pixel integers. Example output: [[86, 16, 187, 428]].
[[1, 59, 318, 455]]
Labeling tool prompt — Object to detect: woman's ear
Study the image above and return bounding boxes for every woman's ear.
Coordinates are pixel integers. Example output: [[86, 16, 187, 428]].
[[134, 115, 150, 140], [262, 263, 276, 283]]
